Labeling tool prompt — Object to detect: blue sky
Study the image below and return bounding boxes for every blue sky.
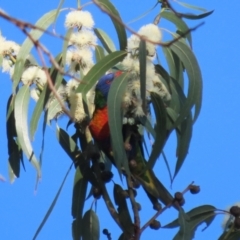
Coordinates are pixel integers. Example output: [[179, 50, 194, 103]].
[[1, 0, 240, 239]]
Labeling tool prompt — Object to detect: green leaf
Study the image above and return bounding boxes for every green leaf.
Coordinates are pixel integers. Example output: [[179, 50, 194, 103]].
[[147, 93, 167, 169], [56, 126, 79, 162], [94, 28, 116, 53], [218, 230, 240, 240], [169, 41, 202, 124], [72, 167, 88, 218], [97, 0, 127, 50], [107, 73, 129, 175], [164, 205, 217, 228], [30, 54, 63, 139], [53, 0, 65, 26], [173, 208, 193, 240], [181, 10, 214, 20], [12, 9, 58, 91], [14, 86, 41, 179], [139, 39, 147, 111], [75, 51, 127, 96], [8, 139, 21, 178], [32, 163, 73, 240], [138, 116, 156, 139], [174, 114, 192, 179], [82, 210, 100, 240], [72, 219, 82, 240], [168, 77, 186, 116], [160, 11, 192, 46], [176, 1, 208, 12], [163, 47, 177, 79], [8, 161, 16, 184], [95, 45, 105, 62]]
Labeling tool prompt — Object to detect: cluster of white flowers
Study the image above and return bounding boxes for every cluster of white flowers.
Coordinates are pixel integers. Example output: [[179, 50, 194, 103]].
[[120, 23, 171, 119], [0, 34, 20, 74], [66, 78, 95, 123], [21, 66, 47, 86], [222, 202, 240, 230], [65, 10, 96, 75]]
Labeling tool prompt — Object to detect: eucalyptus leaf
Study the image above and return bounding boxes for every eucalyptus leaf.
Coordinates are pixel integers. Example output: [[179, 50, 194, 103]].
[[160, 10, 192, 46], [30, 54, 62, 139], [107, 73, 129, 175], [72, 167, 88, 219], [147, 93, 167, 169], [56, 126, 79, 162], [94, 28, 116, 53], [170, 41, 202, 124], [181, 10, 214, 20], [12, 9, 58, 91], [75, 51, 127, 97], [174, 114, 192, 179], [14, 86, 41, 178], [97, 0, 127, 50], [95, 45, 105, 62], [82, 210, 100, 240]]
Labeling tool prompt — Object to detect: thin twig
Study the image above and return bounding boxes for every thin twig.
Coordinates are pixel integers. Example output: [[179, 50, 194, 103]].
[[140, 181, 194, 234], [92, 0, 204, 47], [127, 176, 140, 240]]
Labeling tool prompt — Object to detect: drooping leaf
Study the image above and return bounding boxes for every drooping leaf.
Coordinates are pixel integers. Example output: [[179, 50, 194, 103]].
[[30, 54, 63, 139], [75, 51, 127, 97], [72, 166, 88, 218], [181, 10, 214, 20], [95, 45, 105, 62], [174, 114, 192, 179], [176, 1, 208, 12], [12, 9, 58, 91], [32, 163, 73, 240], [173, 208, 193, 240], [138, 115, 156, 139], [53, 0, 65, 26], [96, 0, 127, 50], [170, 41, 202, 124], [147, 93, 167, 169], [82, 210, 100, 240], [218, 230, 240, 240], [8, 161, 16, 184], [72, 219, 82, 240], [56, 126, 79, 162], [94, 28, 116, 53], [8, 139, 21, 178], [160, 10, 192, 46], [107, 73, 129, 175], [164, 205, 217, 229], [168, 77, 186, 116], [163, 47, 177, 80], [139, 39, 147, 112], [14, 86, 41, 179]]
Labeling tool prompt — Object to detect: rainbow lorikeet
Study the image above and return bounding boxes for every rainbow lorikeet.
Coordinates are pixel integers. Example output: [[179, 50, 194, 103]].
[[88, 71, 174, 207]]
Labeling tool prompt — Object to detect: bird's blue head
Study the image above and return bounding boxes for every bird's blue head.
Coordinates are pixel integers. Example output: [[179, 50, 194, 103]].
[[96, 71, 122, 100]]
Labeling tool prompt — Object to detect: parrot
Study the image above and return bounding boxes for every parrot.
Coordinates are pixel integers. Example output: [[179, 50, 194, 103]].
[[88, 71, 174, 208]]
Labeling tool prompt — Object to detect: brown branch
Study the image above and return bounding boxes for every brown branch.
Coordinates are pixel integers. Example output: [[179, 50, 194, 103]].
[[127, 176, 140, 240], [21, 27, 74, 120], [92, 0, 204, 48]]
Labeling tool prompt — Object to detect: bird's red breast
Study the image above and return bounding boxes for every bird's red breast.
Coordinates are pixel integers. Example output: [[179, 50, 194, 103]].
[[89, 106, 110, 142]]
